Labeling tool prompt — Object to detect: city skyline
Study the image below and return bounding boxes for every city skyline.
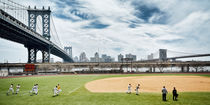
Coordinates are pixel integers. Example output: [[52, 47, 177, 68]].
[[0, 0, 210, 63]]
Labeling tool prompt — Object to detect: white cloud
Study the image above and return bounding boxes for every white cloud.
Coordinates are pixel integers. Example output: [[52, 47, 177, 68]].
[[0, 0, 210, 62]]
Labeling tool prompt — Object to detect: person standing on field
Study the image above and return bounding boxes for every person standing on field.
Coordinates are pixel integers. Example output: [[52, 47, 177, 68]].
[[127, 84, 132, 94], [7, 84, 14, 95], [135, 84, 140, 95], [16, 84, 21, 94], [162, 86, 168, 101], [30, 84, 38, 95], [53, 86, 58, 97], [172, 87, 178, 101]]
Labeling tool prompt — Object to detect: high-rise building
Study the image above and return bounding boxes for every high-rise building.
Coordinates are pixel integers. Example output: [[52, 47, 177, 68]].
[[95, 52, 99, 62], [90, 57, 95, 62], [147, 53, 154, 60], [64, 46, 72, 58], [79, 52, 88, 62], [73, 56, 79, 62], [125, 53, 137, 61], [118, 54, 124, 62], [90, 52, 100, 62], [101, 54, 115, 62]]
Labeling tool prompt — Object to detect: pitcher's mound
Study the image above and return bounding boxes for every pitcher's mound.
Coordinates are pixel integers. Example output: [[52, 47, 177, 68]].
[[85, 76, 210, 93]]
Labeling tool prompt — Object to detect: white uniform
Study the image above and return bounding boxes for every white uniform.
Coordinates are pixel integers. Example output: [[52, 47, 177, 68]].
[[16, 85, 20, 94], [8, 85, 14, 94], [34, 85, 38, 94], [30, 86, 35, 93], [30, 85, 38, 95], [53, 87, 58, 96], [127, 85, 131, 93]]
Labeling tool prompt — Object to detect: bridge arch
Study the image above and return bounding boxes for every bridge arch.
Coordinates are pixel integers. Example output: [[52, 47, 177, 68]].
[[36, 15, 43, 35]]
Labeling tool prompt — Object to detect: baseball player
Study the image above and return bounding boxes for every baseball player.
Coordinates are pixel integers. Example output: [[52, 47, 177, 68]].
[[53, 86, 58, 97], [57, 84, 62, 95], [135, 84, 140, 95], [162, 86, 168, 101], [7, 84, 14, 95], [172, 87, 178, 101], [30, 84, 36, 95], [30, 84, 38, 95], [34, 84, 38, 95], [16, 84, 21, 94], [127, 84, 132, 94]]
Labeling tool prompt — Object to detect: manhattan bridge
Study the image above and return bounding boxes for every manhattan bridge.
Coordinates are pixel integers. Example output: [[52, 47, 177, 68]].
[[0, 0, 73, 63]]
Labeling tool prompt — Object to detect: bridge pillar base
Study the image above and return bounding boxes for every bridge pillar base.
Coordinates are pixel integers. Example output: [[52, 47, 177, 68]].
[[27, 47, 37, 63]]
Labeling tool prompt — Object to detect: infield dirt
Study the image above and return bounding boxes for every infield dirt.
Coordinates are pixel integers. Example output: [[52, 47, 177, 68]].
[[85, 76, 210, 93]]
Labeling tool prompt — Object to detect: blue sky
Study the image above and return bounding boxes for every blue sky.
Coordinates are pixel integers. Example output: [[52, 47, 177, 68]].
[[0, 0, 210, 62]]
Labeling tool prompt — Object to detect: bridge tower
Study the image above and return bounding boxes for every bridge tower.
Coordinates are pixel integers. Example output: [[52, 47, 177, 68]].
[[159, 49, 167, 61], [27, 6, 51, 63], [64, 46, 72, 58]]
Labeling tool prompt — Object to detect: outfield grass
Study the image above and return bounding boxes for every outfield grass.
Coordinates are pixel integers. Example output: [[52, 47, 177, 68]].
[[0, 74, 210, 105]]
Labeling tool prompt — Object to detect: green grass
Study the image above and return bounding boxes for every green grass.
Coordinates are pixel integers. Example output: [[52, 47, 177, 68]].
[[0, 74, 210, 105]]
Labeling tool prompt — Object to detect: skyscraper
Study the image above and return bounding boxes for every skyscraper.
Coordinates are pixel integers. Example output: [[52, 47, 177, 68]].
[[118, 54, 124, 62], [73, 56, 79, 62], [101, 54, 115, 62], [147, 53, 154, 60], [79, 52, 88, 62], [125, 53, 137, 61], [95, 52, 99, 62]]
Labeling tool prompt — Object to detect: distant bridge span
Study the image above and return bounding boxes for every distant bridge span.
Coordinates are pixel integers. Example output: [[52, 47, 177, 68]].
[[168, 54, 210, 60]]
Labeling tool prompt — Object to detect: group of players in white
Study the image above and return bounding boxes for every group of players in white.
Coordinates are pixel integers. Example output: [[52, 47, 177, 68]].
[[6, 83, 62, 96], [127, 84, 140, 95], [7, 84, 20, 95]]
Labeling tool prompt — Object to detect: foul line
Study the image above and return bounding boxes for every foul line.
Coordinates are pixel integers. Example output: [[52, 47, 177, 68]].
[[68, 86, 81, 95]]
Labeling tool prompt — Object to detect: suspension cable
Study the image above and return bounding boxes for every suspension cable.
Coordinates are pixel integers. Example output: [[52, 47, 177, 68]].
[[51, 15, 63, 48]]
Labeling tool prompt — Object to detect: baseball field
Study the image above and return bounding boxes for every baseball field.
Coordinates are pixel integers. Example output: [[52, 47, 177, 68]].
[[0, 74, 210, 105]]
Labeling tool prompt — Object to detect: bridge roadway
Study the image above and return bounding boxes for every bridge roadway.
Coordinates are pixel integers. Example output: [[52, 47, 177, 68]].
[[1, 61, 210, 69], [0, 9, 73, 62], [168, 54, 210, 60]]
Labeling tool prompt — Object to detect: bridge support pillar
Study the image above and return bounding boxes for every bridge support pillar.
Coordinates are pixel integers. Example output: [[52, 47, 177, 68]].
[[27, 47, 37, 63], [149, 67, 152, 72], [181, 66, 184, 72], [42, 50, 50, 63], [153, 67, 156, 72], [187, 65, 190, 72]]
